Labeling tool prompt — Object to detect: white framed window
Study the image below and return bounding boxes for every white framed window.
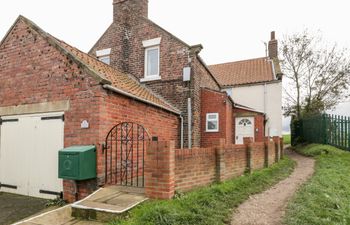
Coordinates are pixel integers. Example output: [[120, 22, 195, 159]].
[[206, 113, 219, 132], [98, 56, 110, 65], [141, 37, 161, 82], [145, 46, 160, 77], [96, 48, 111, 65]]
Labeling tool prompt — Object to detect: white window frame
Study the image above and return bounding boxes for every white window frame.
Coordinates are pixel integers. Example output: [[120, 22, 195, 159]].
[[206, 113, 219, 132], [141, 37, 161, 82], [142, 46, 160, 81], [96, 48, 111, 65]]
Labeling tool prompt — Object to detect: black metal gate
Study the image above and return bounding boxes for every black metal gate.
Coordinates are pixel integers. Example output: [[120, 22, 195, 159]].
[[103, 122, 150, 187]]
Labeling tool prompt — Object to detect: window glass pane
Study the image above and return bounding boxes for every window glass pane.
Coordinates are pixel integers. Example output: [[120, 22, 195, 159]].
[[208, 114, 217, 120], [99, 56, 110, 65], [239, 119, 252, 126], [207, 121, 218, 130], [147, 48, 159, 76]]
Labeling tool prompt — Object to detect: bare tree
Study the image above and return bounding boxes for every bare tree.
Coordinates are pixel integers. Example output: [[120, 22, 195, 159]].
[[281, 30, 350, 119]]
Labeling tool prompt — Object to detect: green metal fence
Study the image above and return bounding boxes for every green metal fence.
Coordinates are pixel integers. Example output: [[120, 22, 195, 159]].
[[299, 114, 350, 151]]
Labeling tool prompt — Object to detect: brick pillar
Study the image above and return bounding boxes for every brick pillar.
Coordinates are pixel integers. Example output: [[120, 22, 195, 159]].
[[145, 141, 175, 199], [273, 136, 281, 162], [63, 180, 76, 203], [280, 137, 284, 159], [244, 137, 254, 173], [215, 139, 226, 182], [264, 137, 270, 168]]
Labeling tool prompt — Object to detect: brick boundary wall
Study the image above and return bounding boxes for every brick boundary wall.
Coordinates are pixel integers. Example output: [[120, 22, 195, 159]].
[[145, 136, 284, 199]]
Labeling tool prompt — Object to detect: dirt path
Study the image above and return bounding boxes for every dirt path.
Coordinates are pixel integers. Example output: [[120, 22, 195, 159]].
[[231, 150, 315, 225]]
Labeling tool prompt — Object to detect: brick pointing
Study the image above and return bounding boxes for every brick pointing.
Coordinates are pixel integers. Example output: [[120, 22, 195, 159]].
[[90, 1, 221, 147], [201, 89, 233, 147], [0, 19, 179, 202], [147, 137, 282, 198], [175, 147, 217, 191]]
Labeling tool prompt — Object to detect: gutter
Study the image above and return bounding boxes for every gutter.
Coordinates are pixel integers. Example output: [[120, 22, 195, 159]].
[[103, 84, 181, 115]]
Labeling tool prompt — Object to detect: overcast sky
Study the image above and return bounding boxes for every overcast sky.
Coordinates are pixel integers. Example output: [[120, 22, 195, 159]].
[[1, 0, 349, 130]]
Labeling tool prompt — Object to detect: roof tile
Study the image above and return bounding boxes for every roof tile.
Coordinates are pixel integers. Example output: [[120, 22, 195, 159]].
[[209, 57, 276, 86]]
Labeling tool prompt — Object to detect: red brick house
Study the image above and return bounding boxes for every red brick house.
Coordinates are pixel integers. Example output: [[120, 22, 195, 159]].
[[89, 0, 222, 148], [89, 0, 267, 148], [0, 16, 180, 202], [0, 2, 268, 202]]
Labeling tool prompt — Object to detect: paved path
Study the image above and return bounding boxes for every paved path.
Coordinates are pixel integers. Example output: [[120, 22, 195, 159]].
[[0, 192, 48, 225], [231, 150, 315, 225]]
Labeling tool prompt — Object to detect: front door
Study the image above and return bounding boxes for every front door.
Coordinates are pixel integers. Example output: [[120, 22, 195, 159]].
[[235, 117, 255, 144]]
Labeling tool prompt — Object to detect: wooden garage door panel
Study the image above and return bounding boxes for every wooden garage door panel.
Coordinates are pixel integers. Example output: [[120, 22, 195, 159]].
[[0, 118, 29, 195], [0, 113, 64, 199]]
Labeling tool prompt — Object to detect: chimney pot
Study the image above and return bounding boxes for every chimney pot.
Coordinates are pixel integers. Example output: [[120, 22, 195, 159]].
[[271, 31, 275, 40]]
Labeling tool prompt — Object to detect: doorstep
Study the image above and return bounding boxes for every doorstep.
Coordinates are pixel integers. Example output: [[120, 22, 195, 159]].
[[13, 205, 102, 225], [71, 186, 148, 222]]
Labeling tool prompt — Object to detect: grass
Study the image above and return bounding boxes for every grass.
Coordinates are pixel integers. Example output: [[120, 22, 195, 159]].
[[284, 144, 350, 225], [109, 157, 295, 225], [283, 134, 291, 145]]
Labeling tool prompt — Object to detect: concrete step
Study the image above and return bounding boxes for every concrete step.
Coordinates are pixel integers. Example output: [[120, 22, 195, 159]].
[[14, 205, 102, 225], [71, 186, 147, 222]]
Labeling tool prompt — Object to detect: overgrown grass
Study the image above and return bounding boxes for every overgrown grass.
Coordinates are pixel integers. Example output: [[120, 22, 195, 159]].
[[283, 134, 291, 145], [284, 144, 350, 225], [110, 158, 295, 225]]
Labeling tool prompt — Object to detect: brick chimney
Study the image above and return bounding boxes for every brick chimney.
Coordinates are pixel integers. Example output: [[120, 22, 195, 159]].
[[268, 31, 278, 59], [113, 0, 148, 22]]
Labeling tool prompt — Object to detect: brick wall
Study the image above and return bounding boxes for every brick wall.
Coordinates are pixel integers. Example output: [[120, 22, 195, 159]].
[[90, 0, 220, 147], [0, 18, 179, 202], [224, 144, 247, 180], [145, 137, 282, 199], [201, 89, 233, 147], [251, 143, 265, 170], [174, 148, 217, 191]]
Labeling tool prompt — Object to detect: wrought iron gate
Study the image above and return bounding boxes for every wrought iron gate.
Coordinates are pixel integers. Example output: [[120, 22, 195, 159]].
[[103, 122, 150, 187]]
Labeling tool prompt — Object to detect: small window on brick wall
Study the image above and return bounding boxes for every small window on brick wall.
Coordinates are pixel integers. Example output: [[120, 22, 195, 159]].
[[206, 113, 219, 132], [145, 46, 159, 77], [141, 37, 161, 82], [96, 48, 111, 65]]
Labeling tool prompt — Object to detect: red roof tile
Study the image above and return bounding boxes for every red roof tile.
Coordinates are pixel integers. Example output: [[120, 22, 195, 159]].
[[16, 16, 180, 114], [209, 57, 276, 87]]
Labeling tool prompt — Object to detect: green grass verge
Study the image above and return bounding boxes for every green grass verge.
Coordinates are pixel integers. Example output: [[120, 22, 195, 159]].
[[284, 144, 350, 225], [109, 157, 295, 225], [283, 134, 291, 145]]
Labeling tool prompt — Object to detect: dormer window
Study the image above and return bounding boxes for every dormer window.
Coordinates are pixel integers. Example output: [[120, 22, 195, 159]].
[[96, 48, 111, 65], [141, 38, 161, 82]]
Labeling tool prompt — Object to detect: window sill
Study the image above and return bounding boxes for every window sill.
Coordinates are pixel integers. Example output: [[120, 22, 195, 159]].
[[206, 130, 219, 133], [140, 76, 161, 82]]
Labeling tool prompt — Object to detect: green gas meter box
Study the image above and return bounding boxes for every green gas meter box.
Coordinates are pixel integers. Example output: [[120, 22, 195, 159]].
[[58, 146, 96, 180]]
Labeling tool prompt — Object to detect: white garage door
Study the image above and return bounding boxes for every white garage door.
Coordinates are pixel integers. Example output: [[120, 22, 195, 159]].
[[0, 112, 64, 199], [235, 117, 255, 144]]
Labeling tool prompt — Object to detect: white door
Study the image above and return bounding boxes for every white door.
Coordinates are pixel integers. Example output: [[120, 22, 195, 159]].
[[0, 112, 64, 199], [235, 117, 255, 144]]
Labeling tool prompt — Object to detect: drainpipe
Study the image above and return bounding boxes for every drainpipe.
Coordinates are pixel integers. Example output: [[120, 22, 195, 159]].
[[187, 98, 192, 149], [180, 114, 184, 149], [264, 83, 268, 136]]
